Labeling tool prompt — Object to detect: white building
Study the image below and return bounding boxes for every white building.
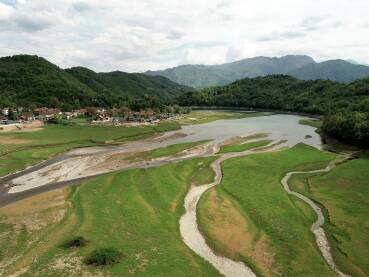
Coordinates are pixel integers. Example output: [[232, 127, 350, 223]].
[[2, 108, 9, 116]]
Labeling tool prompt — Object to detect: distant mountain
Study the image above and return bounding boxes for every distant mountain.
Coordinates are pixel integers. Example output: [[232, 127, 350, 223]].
[[146, 55, 369, 87], [287, 60, 369, 83], [0, 55, 190, 109], [146, 55, 315, 87]]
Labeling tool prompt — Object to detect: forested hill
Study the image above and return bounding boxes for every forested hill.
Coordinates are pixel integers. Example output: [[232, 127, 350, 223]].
[[0, 55, 191, 109], [178, 75, 369, 147], [66, 67, 189, 101]]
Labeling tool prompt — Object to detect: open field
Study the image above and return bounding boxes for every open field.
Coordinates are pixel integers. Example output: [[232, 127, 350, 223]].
[[218, 139, 272, 154], [198, 144, 338, 276], [289, 157, 369, 277], [0, 158, 221, 276]]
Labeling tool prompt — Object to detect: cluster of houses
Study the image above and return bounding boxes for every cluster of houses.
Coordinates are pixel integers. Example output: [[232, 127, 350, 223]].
[[1, 107, 176, 126]]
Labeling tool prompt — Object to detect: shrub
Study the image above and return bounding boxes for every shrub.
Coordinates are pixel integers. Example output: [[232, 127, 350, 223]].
[[84, 247, 122, 266], [60, 236, 88, 249]]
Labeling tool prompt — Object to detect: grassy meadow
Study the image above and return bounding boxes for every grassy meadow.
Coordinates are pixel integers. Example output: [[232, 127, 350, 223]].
[[0, 157, 221, 276], [218, 139, 272, 154], [289, 157, 369, 277], [198, 144, 338, 276]]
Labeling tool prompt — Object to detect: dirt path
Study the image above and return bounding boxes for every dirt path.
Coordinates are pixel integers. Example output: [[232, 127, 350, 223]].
[[281, 161, 351, 277], [179, 142, 287, 277]]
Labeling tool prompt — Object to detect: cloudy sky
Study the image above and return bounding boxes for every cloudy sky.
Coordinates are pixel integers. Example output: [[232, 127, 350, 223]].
[[0, 0, 368, 72]]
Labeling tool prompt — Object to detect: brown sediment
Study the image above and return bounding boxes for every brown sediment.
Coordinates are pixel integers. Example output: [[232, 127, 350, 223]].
[[0, 188, 73, 276], [201, 188, 277, 277], [150, 132, 188, 143], [0, 136, 31, 145], [221, 133, 269, 147]]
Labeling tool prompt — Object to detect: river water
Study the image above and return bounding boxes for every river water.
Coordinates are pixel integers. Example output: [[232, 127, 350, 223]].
[[1, 114, 321, 198]]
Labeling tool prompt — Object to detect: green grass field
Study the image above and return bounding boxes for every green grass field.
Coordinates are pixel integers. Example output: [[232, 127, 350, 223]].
[[218, 140, 272, 154], [299, 119, 323, 129], [0, 158, 221, 276], [129, 140, 209, 161], [0, 122, 180, 178], [289, 157, 369, 277], [198, 144, 338, 276]]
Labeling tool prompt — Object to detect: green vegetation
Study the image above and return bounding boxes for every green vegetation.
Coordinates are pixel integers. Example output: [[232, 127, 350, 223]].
[[178, 75, 369, 147], [322, 112, 369, 148], [198, 144, 337, 276], [218, 139, 271, 154], [84, 248, 122, 266], [130, 140, 209, 161], [0, 158, 222, 276], [0, 122, 180, 177], [289, 157, 369, 277], [0, 55, 190, 109], [299, 119, 323, 129]]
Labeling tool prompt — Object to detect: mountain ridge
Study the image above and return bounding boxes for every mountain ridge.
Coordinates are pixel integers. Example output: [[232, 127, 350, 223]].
[[146, 55, 369, 87]]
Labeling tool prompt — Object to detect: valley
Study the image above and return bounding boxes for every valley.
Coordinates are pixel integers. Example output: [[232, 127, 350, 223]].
[[0, 111, 367, 276]]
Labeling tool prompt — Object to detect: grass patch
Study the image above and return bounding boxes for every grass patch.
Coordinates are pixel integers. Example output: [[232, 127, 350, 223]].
[[10, 158, 222, 276], [129, 140, 209, 161], [218, 139, 271, 154], [299, 119, 323, 129], [290, 158, 369, 276], [198, 144, 337, 276], [84, 248, 122, 266]]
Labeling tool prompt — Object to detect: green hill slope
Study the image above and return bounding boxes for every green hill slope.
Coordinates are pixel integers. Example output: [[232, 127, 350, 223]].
[[0, 55, 190, 109], [0, 55, 97, 109], [66, 67, 190, 101]]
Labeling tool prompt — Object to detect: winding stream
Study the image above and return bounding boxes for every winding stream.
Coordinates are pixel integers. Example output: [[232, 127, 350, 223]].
[[0, 114, 348, 276], [281, 162, 351, 277], [180, 142, 286, 277]]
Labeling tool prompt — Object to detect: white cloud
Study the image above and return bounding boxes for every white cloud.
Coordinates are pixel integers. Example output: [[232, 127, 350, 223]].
[[0, 0, 368, 72]]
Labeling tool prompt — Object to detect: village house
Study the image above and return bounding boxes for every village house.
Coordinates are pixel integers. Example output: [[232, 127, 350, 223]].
[[1, 108, 9, 116], [33, 108, 62, 121]]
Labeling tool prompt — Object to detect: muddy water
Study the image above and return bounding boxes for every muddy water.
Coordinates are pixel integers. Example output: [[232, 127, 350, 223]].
[[2, 114, 322, 195]]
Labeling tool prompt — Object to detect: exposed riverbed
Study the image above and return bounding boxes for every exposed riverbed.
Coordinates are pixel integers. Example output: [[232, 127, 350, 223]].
[[1, 113, 343, 277]]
